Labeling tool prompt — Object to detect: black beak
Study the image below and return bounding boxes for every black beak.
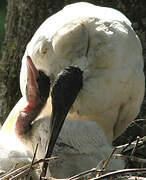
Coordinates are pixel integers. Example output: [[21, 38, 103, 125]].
[[40, 66, 83, 178]]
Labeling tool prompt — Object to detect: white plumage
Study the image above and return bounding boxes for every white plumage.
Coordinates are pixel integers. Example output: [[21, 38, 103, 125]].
[[0, 130, 39, 179], [0, 54, 124, 178], [0, 2, 144, 178], [20, 2, 145, 143], [1, 99, 125, 178]]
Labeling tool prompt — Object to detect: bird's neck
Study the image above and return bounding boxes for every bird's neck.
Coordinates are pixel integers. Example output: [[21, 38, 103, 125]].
[[14, 100, 46, 137], [1, 96, 48, 137], [1, 97, 26, 134]]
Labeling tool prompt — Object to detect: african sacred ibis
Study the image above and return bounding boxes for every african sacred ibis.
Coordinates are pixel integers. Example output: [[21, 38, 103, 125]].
[[1, 56, 124, 178]]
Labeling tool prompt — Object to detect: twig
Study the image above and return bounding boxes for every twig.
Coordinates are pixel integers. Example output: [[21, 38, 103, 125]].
[[68, 168, 98, 180], [0, 156, 58, 179], [9, 167, 34, 180], [130, 136, 140, 160], [115, 139, 144, 153], [28, 143, 39, 176], [125, 136, 140, 168], [120, 140, 144, 154], [126, 176, 146, 180], [91, 168, 146, 180], [114, 154, 146, 164], [68, 169, 125, 180], [0, 164, 31, 179], [97, 148, 117, 176], [34, 156, 58, 166], [132, 120, 145, 130], [0, 164, 19, 178]]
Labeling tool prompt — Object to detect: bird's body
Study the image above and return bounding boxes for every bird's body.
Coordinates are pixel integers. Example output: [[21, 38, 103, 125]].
[[0, 132, 29, 170], [1, 56, 124, 178], [20, 2, 144, 143], [1, 104, 125, 178], [1, 97, 125, 179], [30, 118, 125, 178], [0, 128, 39, 179]]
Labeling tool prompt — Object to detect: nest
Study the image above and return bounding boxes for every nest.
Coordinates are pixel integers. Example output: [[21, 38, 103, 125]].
[[2, 119, 146, 180]]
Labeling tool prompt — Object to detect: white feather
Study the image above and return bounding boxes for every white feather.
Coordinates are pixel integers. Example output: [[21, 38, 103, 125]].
[[20, 2, 145, 143], [1, 97, 124, 178]]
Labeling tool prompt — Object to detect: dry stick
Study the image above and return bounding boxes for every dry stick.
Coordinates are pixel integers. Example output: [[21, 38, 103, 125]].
[[68, 168, 98, 180], [0, 164, 31, 179], [115, 154, 146, 164], [27, 143, 39, 176], [97, 148, 117, 176], [114, 137, 144, 154], [120, 142, 132, 154], [125, 136, 140, 168], [132, 120, 144, 130], [0, 164, 18, 178], [130, 136, 140, 160], [120, 139, 144, 154], [91, 168, 146, 180], [0, 157, 58, 180], [126, 176, 146, 180], [68, 169, 124, 180], [4, 138, 144, 180], [68, 148, 117, 180], [9, 167, 34, 180]]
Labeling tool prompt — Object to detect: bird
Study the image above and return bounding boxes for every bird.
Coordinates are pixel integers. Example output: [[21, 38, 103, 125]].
[[19, 2, 145, 144], [0, 55, 51, 179], [1, 56, 51, 156], [1, 56, 124, 179]]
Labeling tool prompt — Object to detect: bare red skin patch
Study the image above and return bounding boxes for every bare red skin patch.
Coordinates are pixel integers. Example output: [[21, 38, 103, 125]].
[[15, 56, 50, 137]]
